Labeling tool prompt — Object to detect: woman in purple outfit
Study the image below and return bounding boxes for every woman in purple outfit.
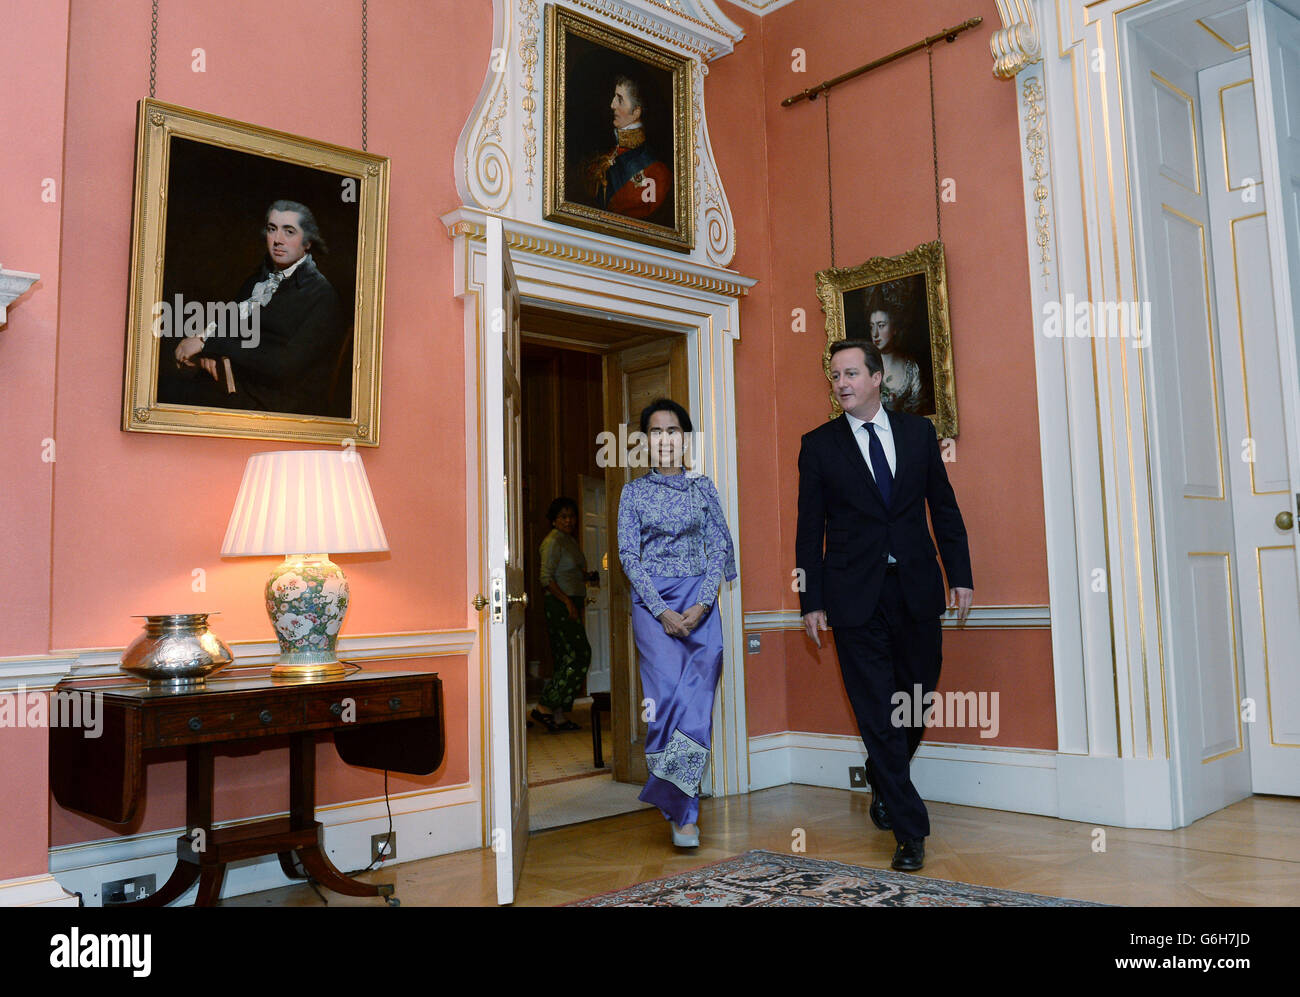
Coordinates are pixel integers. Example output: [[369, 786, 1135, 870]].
[[617, 398, 736, 848]]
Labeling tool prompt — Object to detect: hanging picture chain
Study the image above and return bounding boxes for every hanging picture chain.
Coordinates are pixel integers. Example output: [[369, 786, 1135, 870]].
[[824, 91, 836, 268], [361, 0, 369, 151], [149, 0, 158, 99], [928, 43, 941, 244]]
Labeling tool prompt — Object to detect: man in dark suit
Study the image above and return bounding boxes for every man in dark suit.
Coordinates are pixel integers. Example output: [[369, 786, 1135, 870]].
[[796, 339, 972, 872]]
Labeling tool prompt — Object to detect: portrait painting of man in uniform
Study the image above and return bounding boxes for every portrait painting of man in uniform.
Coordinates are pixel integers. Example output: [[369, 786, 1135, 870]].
[[544, 6, 694, 252], [122, 100, 389, 446]]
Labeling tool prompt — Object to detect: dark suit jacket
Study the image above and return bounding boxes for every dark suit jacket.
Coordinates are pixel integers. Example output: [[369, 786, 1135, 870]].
[[199, 255, 348, 417], [795, 408, 972, 627]]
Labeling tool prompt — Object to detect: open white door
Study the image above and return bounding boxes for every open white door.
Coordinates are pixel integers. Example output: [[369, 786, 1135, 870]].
[[1246, 0, 1300, 791], [485, 216, 529, 903]]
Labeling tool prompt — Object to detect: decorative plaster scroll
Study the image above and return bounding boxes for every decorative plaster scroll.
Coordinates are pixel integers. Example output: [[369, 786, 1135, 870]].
[[455, 0, 514, 210], [991, 0, 1042, 79], [693, 62, 736, 265], [0, 265, 40, 326], [1022, 76, 1052, 288]]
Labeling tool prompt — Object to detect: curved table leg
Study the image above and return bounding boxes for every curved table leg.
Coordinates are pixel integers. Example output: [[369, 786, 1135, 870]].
[[195, 864, 226, 906], [278, 851, 308, 880], [125, 861, 200, 907], [294, 843, 390, 899]]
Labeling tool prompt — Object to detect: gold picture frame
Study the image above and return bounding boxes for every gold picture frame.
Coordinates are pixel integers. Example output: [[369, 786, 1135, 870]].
[[816, 241, 958, 438], [543, 6, 694, 253], [122, 99, 389, 446]]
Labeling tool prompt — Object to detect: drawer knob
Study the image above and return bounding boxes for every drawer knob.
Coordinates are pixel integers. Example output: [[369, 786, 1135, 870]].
[[259, 710, 273, 724], [187, 717, 202, 732], [329, 702, 343, 717], [388, 697, 402, 710]]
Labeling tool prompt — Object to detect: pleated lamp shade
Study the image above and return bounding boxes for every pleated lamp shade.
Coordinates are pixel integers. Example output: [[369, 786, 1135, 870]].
[[221, 450, 389, 557]]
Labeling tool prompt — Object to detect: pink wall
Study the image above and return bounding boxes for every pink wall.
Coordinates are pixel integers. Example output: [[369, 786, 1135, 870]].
[[0, 0, 72, 880], [715, 0, 1055, 743], [2, 0, 1056, 881], [704, 7, 789, 738], [20, 0, 491, 857]]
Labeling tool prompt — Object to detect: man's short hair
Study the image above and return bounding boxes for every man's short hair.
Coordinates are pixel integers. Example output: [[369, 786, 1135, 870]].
[[264, 199, 329, 255], [613, 74, 643, 113], [829, 338, 883, 376]]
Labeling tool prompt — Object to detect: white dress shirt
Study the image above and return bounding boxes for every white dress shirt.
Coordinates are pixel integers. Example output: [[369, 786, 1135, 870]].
[[845, 405, 897, 563]]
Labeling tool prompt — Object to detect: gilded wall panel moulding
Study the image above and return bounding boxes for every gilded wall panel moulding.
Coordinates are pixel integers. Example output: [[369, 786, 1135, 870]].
[[519, 0, 540, 197], [991, 0, 1042, 79], [446, 217, 749, 297], [1022, 75, 1053, 288]]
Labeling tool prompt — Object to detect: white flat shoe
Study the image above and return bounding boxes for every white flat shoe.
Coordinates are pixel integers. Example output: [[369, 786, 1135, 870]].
[[670, 823, 700, 847]]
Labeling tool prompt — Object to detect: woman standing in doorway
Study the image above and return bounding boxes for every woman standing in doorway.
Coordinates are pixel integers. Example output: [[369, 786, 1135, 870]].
[[617, 398, 736, 847], [533, 497, 595, 732]]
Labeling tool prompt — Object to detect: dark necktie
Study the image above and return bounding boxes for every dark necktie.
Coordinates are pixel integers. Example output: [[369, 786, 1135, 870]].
[[865, 422, 893, 507]]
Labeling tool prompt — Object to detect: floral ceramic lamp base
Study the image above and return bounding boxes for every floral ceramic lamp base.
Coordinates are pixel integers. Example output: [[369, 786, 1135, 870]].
[[266, 554, 349, 680]]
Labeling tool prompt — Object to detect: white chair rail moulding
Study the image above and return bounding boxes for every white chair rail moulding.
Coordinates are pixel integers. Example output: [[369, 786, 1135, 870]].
[[0, 264, 40, 326]]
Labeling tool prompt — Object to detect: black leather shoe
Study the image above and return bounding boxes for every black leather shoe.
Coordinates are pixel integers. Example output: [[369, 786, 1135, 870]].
[[891, 838, 925, 872], [865, 761, 891, 831], [869, 794, 892, 831]]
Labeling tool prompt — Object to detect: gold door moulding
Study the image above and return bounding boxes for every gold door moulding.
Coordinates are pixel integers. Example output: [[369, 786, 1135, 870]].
[[1255, 544, 1300, 748], [1187, 551, 1245, 763], [1023, 76, 1054, 288], [1160, 202, 1226, 501], [446, 219, 748, 297]]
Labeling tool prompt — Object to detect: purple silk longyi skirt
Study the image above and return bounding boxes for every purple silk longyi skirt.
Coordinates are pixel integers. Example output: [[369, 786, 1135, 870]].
[[630, 574, 724, 826]]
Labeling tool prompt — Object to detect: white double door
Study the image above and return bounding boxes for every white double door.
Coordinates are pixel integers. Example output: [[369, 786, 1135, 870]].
[[1129, 0, 1300, 820]]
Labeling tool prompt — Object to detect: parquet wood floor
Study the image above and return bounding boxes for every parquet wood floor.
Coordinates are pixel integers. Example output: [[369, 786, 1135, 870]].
[[223, 784, 1300, 906]]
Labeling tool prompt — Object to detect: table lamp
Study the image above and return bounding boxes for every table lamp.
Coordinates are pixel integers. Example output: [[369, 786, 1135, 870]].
[[221, 450, 389, 680]]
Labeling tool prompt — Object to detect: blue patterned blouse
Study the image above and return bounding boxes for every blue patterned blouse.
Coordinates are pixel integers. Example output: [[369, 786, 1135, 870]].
[[617, 470, 737, 618]]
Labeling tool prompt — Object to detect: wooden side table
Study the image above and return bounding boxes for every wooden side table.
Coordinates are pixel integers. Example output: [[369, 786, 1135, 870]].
[[49, 664, 445, 907]]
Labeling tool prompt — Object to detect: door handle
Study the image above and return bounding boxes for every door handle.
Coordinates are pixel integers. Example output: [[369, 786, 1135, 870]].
[[507, 592, 529, 608], [1277, 511, 1295, 531], [472, 594, 488, 611]]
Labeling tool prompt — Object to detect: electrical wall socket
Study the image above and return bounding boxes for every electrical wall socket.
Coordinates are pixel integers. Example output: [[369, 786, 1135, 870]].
[[371, 832, 397, 862], [102, 874, 156, 905]]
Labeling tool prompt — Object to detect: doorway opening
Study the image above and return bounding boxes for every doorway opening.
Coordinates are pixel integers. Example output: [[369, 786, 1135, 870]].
[[519, 304, 691, 830]]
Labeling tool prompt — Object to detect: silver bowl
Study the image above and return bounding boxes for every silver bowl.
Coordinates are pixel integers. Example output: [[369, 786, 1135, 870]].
[[120, 613, 234, 686]]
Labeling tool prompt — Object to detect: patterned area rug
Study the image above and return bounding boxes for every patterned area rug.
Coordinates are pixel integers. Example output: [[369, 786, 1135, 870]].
[[567, 850, 1109, 907]]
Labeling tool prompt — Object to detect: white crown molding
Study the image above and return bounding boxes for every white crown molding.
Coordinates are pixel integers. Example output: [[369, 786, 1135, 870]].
[[453, 0, 741, 267], [0, 264, 40, 327], [991, 0, 1042, 80], [0, 629, 476, 691], [743, 605, 1052, 632], [720, 0, 801, 16]]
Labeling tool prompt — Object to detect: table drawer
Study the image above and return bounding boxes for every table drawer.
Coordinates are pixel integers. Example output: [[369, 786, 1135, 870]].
[[153, 700, 302, 742], [303, 685, 427, 725]]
